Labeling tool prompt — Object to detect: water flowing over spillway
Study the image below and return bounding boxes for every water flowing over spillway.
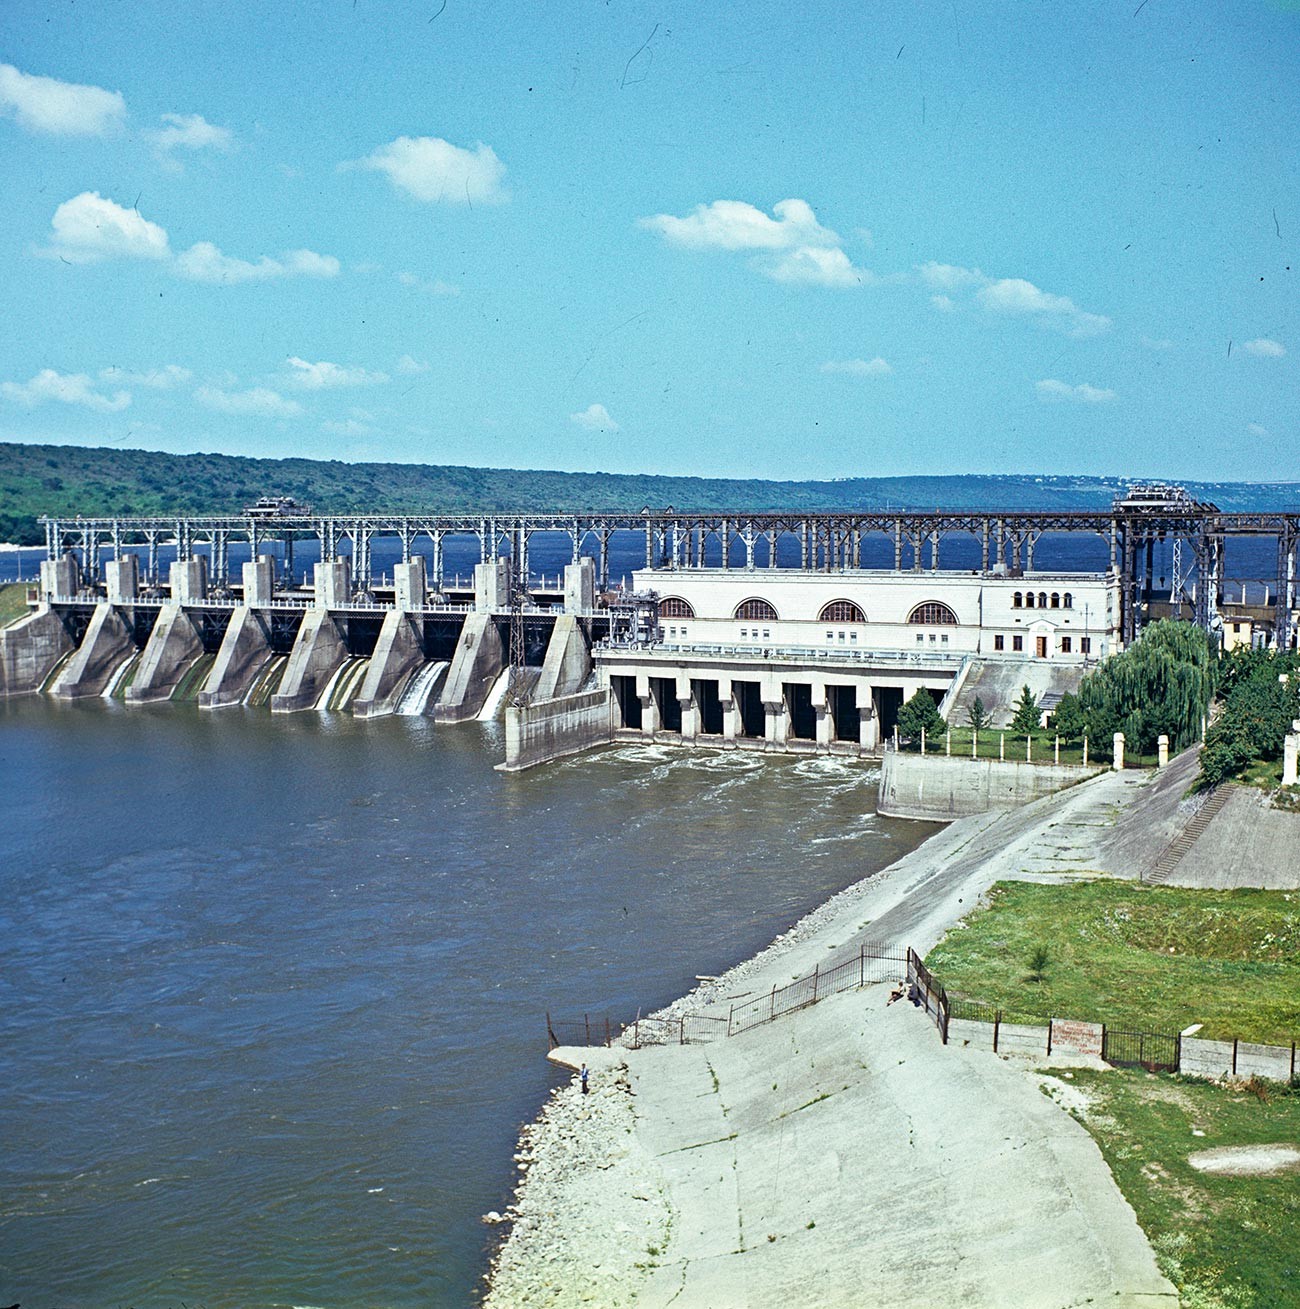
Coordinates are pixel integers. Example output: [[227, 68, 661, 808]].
[[395, 659, 448, 716], [476, 668, 513, 721]]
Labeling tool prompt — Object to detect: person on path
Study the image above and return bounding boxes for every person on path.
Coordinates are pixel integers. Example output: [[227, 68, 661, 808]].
[[580, 1064, 590, 1095]]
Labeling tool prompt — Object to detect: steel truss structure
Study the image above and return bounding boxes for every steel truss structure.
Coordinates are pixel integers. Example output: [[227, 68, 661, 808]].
[[40, 505, 1300, 648]]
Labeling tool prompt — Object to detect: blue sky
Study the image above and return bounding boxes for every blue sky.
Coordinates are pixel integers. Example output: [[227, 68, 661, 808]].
[[1, 1, 1295, 482]]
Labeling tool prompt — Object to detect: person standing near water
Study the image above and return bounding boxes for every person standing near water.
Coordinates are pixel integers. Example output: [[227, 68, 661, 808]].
[[580, 1065, 589, 1095]]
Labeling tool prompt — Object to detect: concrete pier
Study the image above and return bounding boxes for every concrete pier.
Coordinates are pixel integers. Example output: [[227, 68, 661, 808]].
[[39, 556, 79, 602], [243, 556, 276, 607], [126, 604, 204, 703], [50, 602, 135, 699], [171, 557, 208, 604], [271, 607, 347, 713], [500, 688, 614, 771], [0, 605, 73, 698], [432, 612, 504, 722], [198, 606, 273, 708], [105, 556, 139, 604], [534, 615, 592, 700], [352, 610, 425, 718]]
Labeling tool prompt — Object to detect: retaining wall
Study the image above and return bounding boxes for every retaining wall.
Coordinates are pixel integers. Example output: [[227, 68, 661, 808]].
[[878, 750, 1100, 820], [500, 688, 614, 772], [0, 605, 72, 697]]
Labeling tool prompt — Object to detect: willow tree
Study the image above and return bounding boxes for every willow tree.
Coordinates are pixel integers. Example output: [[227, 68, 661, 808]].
[[1074, 619, 1215, 754]]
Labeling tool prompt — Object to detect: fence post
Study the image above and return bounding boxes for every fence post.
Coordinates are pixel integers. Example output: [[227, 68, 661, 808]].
[[993, 1010, 1001, 1054], [1047, 1018, 1053, 1057], [1291, 1042, 1296, 1082], [1101, 1023, 1107, 1063], [1176, 1032, 1182, 1074], [1232, 1037, 1238, 1077], [859, 945, 865, 989], [770, 984, 776, 1023], [680, 1016, 686, 1045], [546, 1010, 553, 1049], [727, 1005, 734, 1038], [812, 966, 820, 1003], [605, 1016, 611, 1048], [584, 1013, 591, 1046]]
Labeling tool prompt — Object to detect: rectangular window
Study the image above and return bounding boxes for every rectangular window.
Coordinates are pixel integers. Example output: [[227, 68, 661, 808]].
[[1080, 637, 1091, 654], [762, 629, 770, 640], [838, 632, 846, 642], [1061, 636, 1072, 653], [941, 634, 949, 644], [849, 632, 858, 643], [994, 634, 1005, 651], [916, 633, 924, 643], [1013, 635, 1024, 652], [827, 631, 834, 641], [740, 628, 748, 639]]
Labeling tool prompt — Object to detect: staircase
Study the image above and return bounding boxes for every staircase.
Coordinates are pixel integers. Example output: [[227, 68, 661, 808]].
[[1143, 785, 1231, 884]]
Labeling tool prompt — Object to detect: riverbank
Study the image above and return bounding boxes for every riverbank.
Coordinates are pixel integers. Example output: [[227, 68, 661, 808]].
[[485, 765, 1181, 1307]]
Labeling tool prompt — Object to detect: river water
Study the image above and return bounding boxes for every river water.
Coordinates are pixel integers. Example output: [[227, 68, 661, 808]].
[[0, 698, 936, 1307]]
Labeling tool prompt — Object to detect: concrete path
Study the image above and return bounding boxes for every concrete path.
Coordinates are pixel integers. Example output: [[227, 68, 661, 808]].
[[632, 994, 1174, 1308]]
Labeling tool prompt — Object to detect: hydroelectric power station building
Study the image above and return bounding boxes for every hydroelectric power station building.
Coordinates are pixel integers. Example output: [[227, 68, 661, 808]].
[[2, 489, 1296, 769]]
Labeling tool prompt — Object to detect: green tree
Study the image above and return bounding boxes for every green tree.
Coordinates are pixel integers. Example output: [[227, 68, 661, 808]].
[[966, 696, 991, 732], [897, 689, 946, 745], [1009, 685, 1041, 735], [1050, 691, 1088, 740], [1198, 654, 1300, 788], [1074, 619, 1215, 755]]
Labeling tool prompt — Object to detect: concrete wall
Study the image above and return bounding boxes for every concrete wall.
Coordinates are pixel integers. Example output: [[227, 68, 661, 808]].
[[1180, 1037, 1297, 1082], [243, 557, 276, 607], [51, 603, 137, 699], [271, 607, 347, 713], [534, 615, 591, 700], [565, 558, 596, 613], [199, 606, 272, 708], [500, 687, 614, 771], [433, 611, 504, 722], [394, 558, 427, 612], [40, 556, 79, 602], [352, 609, 424, 718], [126, 603, 203, 703], [878, 750, 1098, 820], [170, 557, 208, 605], [0, 605, 73, 697], [314, 559, 351, 609]]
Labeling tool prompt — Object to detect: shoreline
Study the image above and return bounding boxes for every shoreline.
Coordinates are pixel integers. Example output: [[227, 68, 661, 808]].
[[483, 765, 1172, 1307]]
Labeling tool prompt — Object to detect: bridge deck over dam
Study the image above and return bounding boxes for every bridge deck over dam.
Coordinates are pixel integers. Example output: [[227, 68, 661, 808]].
[[4, 493, 1296, 767]]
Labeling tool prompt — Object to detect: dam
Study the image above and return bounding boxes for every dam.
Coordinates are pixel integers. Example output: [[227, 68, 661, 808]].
[[3, 491, 1297, 768]]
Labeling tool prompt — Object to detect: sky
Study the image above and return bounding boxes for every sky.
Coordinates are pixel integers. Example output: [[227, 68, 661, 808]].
[[0, 0, 1296, 483]]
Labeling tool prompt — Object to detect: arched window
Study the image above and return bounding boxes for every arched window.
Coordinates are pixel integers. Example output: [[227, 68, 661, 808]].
[[1050, 593, 1060, 609], [1063, 592, 1073, 609], [819, 599, 865, 623], [1012, 592, 1023, 608], [1025, 592, 1036, 608], [908, 601, 958, 626], [660, 597, 695, 619], [734, 597, 778, 621], [1038, 592, 1048, 609]]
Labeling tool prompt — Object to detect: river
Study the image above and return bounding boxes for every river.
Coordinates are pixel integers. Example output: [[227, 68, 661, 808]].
[[0, 698, 936, 1307]]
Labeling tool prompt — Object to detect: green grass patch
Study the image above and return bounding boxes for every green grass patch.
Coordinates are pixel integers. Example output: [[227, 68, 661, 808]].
[[1065, 1067, 1300, 1308], [927, 880, 1300, 1043], [0, 580, 33, 629], [899, 728, 1156, 768]]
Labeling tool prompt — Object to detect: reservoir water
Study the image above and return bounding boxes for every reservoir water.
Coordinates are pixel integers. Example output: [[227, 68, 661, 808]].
[[0, 699, 937, 1307]]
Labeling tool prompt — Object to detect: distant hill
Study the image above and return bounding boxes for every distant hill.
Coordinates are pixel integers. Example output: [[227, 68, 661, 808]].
[[0, 440, 1296, 545]]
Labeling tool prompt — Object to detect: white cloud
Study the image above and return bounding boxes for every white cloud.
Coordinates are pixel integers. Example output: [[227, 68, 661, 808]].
[[640, 198, 838, 252], [2, 368, 131, 412], [99, 364, 191, 389], [820, 357, 892, 376], [570, 403, 619, 431], [1035, 378, 1116, 404], [43, 191, 171, 264], [396, 354, 431, 374], [285, 357, 388, 389], [978, 278, 1110, 337], [916, 260, 1110, 337], [917, 261, 985, 290], [1242, 338, 1285, 358], [194, 385, 302, 417], [149, 112, 233, 156], [0, 63, 125, 135], [1248, 422, 1270, 437], [767, 245, 867, 287], [640, 198, 868, 287], [173, 241, 340, 283], [322, 417, 376, 436], [39, 192, 338, 284], [397, 271, 460, 296], [355, 136, 508, 205]]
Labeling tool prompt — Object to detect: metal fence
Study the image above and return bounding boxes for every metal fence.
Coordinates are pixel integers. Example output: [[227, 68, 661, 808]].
[[547, 943, 908, 1051], [1102, 1028, 1180, 1073]]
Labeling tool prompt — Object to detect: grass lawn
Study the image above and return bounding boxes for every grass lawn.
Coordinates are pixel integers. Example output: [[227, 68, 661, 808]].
[[1063, 1067, 1300, 1308], [926, 880, 1300, 1043], [899, 727, 1159, 768], [0, 580, 33, 629]]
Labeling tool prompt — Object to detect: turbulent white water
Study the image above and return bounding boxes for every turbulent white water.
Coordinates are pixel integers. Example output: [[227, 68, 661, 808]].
[[243, 654, 287, 706], [476, 668, 513, 721], [101, 652, 139, 700], [326, 658, 371, 712], [395, 660, 448, 716]]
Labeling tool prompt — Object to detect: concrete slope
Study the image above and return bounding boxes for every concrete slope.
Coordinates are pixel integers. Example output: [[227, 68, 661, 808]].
[[126, 603, 203, 703], [630, 996, 1173, 1309], [1165, 784, 1300, 889], [947, 658, 1085, 728]]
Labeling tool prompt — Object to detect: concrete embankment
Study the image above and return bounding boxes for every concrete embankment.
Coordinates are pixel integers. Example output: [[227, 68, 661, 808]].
[[199, 607, 273, 708], [50, 602, 134, 700], [486, 767, 1176, 1308], [271, 608, 347, 713], [126, 603, 203, 703], [877, 748, 1102, 820]]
